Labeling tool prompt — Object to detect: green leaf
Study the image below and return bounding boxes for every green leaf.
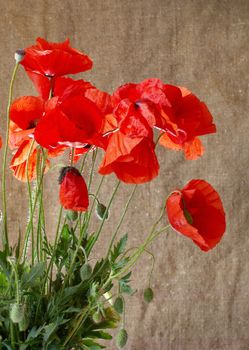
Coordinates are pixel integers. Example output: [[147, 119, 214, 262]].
[[82, 339, 105, 350], [15, 229, 22, 260], [111, 234, 128, 262], [87, 330, 112, 340], [22, 262, 46, 288], [27, 325, 45, 340]]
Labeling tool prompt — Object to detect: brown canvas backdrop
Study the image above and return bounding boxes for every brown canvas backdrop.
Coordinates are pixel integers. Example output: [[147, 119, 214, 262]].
[[0, 0, 248, 349]]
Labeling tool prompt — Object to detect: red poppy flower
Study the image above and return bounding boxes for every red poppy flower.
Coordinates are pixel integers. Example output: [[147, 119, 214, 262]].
[[159, 86, 216, 159], [10, 77, 104, 151], [113, 79, 176, 134], [99, 131, 159, 184], [34, 95, 104, 149], [20, 37, 92, 77], [113, 79, 216, 159], [166, 179, 226, 251], [59, 166, 89, 211], [20, 38, 92, 100]]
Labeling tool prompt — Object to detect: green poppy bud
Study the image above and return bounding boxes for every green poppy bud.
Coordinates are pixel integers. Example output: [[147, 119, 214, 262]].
[[92, 311, 103, 324], [66, 210, 78, 221], [116, 328, 128, 348], [80, 263, 92, 281], [96, 203, 109, 220], [114, 296, 124, 314], [144, 287, 154, 303], [10, 303, 24, 323]]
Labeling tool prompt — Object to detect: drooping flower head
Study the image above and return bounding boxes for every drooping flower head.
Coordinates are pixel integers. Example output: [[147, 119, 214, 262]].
[[166, 179, 226, 251], [59, 166, 89, 212]]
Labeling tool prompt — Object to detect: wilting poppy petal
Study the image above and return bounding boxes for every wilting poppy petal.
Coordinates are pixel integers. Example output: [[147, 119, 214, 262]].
[[99, 131, 159, 184], [9, 121, 35, 149], [21, 37, 93, 77], [59, 166, 89, 211], [10, 139, 50, 182], [10, 96, 44, 130], [166, 179, 226, 251], [159, 133, 205, 160]]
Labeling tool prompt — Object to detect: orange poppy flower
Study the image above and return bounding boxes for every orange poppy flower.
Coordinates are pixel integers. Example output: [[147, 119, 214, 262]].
[[9, 121, 66, 182], [166, 179, 226, 251], [59, 167, 89, 211]]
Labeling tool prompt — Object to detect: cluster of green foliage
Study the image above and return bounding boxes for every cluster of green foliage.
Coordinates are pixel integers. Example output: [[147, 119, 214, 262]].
[[0, 221, 135, 350]]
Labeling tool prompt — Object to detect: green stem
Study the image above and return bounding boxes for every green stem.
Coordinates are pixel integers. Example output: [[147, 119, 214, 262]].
[[114, 225, 170, 279], [106, 185, 137, 257], [21, 152, 47, 263], [1, 63, 19, 253], [26, 139, 35, 264], [79, 151, 89, 173], [63, 306, 91, 347], [10, 321, 15, 349], [86, 180, 121, 256]]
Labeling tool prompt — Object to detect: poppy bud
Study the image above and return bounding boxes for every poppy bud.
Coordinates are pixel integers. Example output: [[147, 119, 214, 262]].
[[15, 49, 25, 63], [59, 166, 89, 212], [92, 310, 104, 324], [96, 202, 109, 220], [116, 328, 128, 349], [114, 296, 124, 314], [10, 303, 25, 323], [80, 263, 92, 281], [144, 287, 154, 303], [66, 210, 78, 221]]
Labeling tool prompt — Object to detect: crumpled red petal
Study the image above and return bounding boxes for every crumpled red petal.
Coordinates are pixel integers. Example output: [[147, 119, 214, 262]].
[[99, 131, 159, 184]]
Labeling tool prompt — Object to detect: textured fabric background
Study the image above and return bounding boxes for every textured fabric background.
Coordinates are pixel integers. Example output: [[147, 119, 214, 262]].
[[0, 0, 248, 349]]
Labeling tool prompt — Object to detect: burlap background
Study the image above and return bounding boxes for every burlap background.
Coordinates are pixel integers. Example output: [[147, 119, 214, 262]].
[[0, 0, 248, 349]]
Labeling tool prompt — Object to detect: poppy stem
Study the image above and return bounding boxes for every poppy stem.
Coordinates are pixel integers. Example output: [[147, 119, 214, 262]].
[[106, 184, 137, 257], [25, 139, 35, 265], [70, 147, 75, 166], [86, 180, 121, 256], [1, 62, 19, 253]]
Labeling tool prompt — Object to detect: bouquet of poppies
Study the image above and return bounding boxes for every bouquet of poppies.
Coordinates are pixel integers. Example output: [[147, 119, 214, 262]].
[[0, 38, 226, 349]]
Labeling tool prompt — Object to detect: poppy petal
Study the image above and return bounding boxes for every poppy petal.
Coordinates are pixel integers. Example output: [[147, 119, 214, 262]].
[[10, 96, 44, 130], [99, 132, 159, 184]]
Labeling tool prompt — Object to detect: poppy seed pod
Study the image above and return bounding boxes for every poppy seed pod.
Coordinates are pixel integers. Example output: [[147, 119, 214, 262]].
[[15, 49, 25, 63], [59, 166, 89, 212]]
